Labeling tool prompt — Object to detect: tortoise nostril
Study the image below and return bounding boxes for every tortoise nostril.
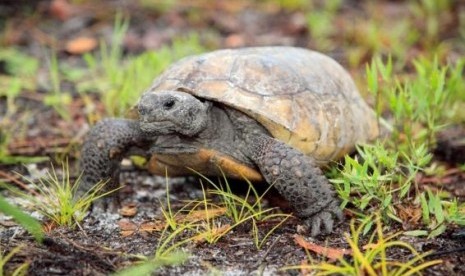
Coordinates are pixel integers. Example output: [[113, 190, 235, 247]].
[[138, 105, 148, 116]]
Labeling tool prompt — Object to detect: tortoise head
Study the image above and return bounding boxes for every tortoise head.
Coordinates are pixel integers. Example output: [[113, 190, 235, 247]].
[[137, 90, 211, 136]]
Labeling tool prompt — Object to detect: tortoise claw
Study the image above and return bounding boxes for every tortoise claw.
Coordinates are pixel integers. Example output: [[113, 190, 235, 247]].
[[305, 200, 343, 237]]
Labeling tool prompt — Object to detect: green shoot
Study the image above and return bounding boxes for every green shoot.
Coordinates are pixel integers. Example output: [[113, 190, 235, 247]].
[[153, 224, 193, 261], [409, 0, 453, 47], [0, 48, 39, 78], [81, 22, 208, 117], [159, 173, 177, 231], [114, 222, 191, 276], [0, 195, 44, 242], [406, 189, 465, 238], [44, 50, 72, 121], [252, 213, 291, 250], [192, 180, 229, 244], [306, 0, 342, 50], [3, 162, 117, 228], [194, 169, 276, 224], [113, 250, 188, 276], [444, 199, 465, 226], [100, 13, 130, 87]]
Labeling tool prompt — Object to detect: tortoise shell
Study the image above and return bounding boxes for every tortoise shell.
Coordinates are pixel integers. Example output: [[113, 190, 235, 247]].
[[144, 47, 379, 166]]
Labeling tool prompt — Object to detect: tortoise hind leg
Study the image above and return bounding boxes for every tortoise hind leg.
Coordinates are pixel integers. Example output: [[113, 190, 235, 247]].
[[246, 135, 343, 236]]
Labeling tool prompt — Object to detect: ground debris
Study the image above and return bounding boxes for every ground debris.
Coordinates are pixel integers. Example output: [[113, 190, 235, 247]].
[[294, 234, 351, 260]]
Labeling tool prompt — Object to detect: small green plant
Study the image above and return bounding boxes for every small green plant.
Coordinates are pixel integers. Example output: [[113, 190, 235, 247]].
[[0, 48, 39, 78], [159, 175, 178, 231], [368, 55, 464, 149], [444, 198, 465, 226], [113, 250, 188, 276], [99, 13, 130, 88], [0, 48, 47, 164], [158, 174, 227, 243], [158, 172, 212, 231], [331, 141, 432, 224], [1, 77, 21, 117], [0, 245, 29, 276], [3, 162, 116, 228], [332, 55, 465, 230], [409, 0, 454, 47], [419, 189, 446, 237], [251, 213, 290, 250], [194, 182, 227, 244], [287, 215, 442, 275], [405, 189, 465, 238], [44, 51, 72, 121], [115, 215, 194, 275], [260, 0, 311, 11], [306, 0, 342, 50], [81, 14, 208, 117], [114, 223, 191, 276], [138, 0, 178, 13], [152, 224, 193, 261]]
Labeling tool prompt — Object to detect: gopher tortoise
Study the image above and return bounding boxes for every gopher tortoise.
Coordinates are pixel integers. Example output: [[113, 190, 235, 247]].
[[80, 46, 379, 236]]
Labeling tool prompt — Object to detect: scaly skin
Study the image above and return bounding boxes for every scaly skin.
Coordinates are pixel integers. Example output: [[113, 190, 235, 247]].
[[225, 108, 343, 236], [245, 134, 343, 236], [79, 118, 149, 198]]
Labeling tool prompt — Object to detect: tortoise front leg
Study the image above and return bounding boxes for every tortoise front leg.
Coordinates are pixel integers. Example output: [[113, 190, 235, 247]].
[[246, 135, 343, 236], [79, 118, 149, 199]]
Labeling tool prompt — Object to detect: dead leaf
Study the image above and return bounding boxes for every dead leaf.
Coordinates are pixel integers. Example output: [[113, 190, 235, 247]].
[[294, 234, 351, 260], [192, 224, 231, 242], [396, 204, 422, 225], [419, 175, 455, 185], [225, 34, 245, 48], [65, 37, 97, 55], [118, 219, 137, 237], [42, 221, 59, 233], [50, 0, 74, 21], [120, 203, 138, 217], [140, 221, 165, 234], [0, 219, 17, 227], [177, 207, 227, 224]]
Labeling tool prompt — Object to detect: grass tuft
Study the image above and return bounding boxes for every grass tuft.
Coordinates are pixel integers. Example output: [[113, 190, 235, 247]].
[[286, 215, 442, 275], [2, 161, 116, 228]]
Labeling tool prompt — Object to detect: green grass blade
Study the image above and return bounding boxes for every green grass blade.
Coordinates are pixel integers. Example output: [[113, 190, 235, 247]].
[[0, 195, 43, 242]]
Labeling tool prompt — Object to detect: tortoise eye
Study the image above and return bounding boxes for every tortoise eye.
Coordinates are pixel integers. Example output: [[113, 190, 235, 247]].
[[163, 99, 176, 110]]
